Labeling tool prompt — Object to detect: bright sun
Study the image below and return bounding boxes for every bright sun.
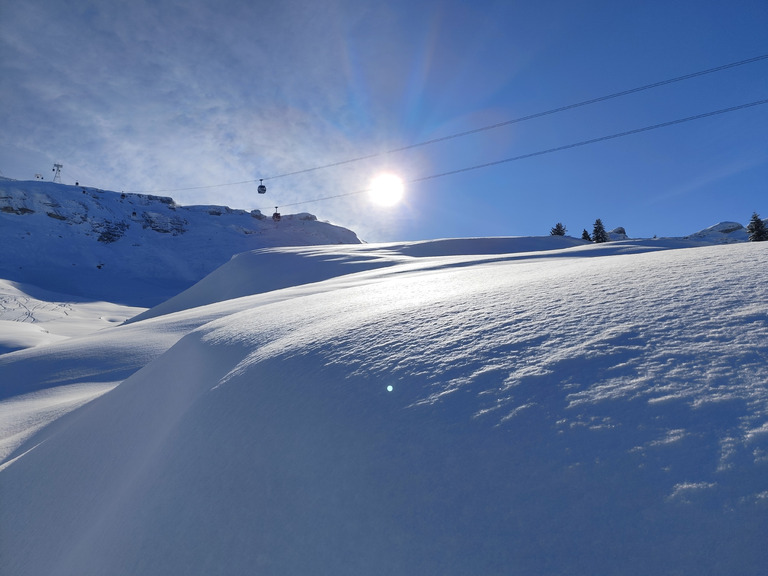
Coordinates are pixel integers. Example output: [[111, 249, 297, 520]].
[[369, 173, 404, 207]]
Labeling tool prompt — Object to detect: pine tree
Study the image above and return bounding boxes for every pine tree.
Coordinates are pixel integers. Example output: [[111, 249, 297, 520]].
[[581, 229, 591, 241], [592, 218, 609, 243], [550, 222, 567, 236], [592, 219, 609, 243], [747, 212, 768, 242]]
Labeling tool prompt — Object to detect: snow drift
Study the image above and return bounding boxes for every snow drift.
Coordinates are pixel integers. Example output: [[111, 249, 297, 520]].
[[1, 238, 767, 575]]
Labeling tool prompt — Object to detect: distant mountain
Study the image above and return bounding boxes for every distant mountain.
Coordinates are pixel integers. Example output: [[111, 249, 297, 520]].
[[0, 180, 360, 306]]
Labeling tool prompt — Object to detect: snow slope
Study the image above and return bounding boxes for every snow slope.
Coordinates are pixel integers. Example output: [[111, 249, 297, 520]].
[[0, 278, 144, 353], [1, 237, 767, 575]]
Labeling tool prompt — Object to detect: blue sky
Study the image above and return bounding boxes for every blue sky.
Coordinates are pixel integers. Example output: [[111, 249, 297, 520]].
[[1, 0, 766, 241]]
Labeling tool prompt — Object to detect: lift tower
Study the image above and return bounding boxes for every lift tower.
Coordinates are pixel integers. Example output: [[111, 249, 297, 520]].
[[52, 163, 63, 183]]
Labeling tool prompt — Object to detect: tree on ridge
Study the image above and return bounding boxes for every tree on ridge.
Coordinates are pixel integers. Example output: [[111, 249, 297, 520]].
[[747, 212, 768, 241], [592, 218, 609, 243], [550, 222, 567, 236]]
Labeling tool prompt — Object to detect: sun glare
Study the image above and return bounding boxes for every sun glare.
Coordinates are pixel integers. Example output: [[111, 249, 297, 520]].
[[369, 173, 404, 207]]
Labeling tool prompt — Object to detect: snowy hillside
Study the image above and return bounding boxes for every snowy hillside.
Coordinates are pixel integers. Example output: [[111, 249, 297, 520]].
[[0, 180, 360, 305], [1, 236, 767, 575]]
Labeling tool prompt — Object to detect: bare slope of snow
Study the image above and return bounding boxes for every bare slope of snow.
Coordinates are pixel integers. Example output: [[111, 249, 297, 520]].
[[0, 237, 587, 459], [1, 240, 767, 575], [127, 234, 726, 324], [127, 235, 589, 322], [0, 292, 287, 462]]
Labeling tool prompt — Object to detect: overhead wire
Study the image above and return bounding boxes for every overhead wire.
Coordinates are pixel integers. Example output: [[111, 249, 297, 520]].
[[264, 98, 768, 210], [264, 54, 768, 182], [410, 99, 768, 183], [126, 54, 768, 195]]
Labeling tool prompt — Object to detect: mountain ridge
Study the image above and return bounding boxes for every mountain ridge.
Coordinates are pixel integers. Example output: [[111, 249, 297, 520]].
[[0, 180, 360, 305]]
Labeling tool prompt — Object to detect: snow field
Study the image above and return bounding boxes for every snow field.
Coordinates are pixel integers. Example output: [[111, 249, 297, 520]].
[[1, 239, 767, 574]]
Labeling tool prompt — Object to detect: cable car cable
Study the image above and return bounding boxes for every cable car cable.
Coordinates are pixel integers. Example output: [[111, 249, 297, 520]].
[[410, 98, 768, 184], [261, 97, 768, 210], [261, 54, 768, 182], [126, 54, 767, 195]]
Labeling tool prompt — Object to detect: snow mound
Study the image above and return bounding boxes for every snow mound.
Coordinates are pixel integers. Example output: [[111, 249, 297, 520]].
[[2, 241, 767, 575]]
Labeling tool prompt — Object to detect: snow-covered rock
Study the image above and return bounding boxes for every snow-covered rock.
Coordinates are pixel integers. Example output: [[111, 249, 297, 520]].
[[685, 221, 749, 243], [609, 226, 629, 240]]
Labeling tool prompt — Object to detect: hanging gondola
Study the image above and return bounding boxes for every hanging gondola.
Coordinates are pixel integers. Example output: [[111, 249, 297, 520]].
[[272, 206, 281, 222], [257, 179, 267, 194]]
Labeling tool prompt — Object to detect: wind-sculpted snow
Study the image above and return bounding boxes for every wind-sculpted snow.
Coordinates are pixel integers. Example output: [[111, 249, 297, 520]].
[[0, 291, 301, 462], [1, 240, 766, 575], [128, 235, 682, 322]]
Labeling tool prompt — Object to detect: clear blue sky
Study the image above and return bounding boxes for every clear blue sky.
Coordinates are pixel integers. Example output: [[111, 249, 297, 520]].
[[1, 0, 766, 241]]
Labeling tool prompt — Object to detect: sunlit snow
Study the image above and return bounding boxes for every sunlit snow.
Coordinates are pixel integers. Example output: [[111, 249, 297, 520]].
[[1, 180, 767, 575]]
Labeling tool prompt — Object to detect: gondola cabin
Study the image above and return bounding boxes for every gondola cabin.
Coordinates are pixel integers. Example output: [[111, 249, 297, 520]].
[[257, 179, 267, 194], [272, 207, 281, 222]]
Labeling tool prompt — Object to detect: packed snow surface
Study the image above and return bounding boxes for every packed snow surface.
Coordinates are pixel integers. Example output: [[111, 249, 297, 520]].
[[1, 235, 767, 575]]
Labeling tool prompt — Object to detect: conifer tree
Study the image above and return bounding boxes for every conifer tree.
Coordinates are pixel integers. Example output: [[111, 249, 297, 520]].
[[550, 222, 567, 236], [581, 229, 591, 241], [747, 212, 768, 242], [592, 218, 609, 243]]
